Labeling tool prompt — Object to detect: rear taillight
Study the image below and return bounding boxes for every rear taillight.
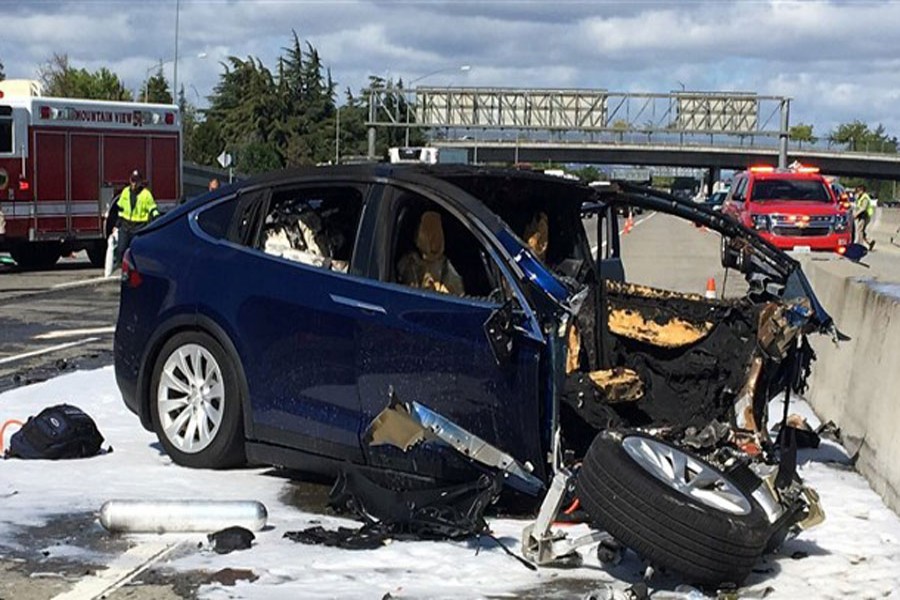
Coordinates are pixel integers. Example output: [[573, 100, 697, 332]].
[[18, 176, 30, 191], [121, 249, 143, 288]]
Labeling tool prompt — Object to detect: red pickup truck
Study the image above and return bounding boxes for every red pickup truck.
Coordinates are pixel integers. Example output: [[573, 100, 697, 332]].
[[721, 165, 852, 252]]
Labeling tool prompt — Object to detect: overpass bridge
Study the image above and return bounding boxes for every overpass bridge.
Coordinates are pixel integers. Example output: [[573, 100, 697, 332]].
[[431, 140, 900, 180], [365, 86, 900, 180]]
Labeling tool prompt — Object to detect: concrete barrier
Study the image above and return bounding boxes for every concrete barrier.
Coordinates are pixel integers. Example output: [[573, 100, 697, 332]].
[[870, 206, 900, 248], [799, 252, 900, 513]]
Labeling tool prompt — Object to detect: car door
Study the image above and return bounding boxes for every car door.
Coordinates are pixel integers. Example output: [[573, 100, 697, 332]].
[[723, 175, 748, 223], [191, 181, 373, 463], [350, 184, 548, 479]]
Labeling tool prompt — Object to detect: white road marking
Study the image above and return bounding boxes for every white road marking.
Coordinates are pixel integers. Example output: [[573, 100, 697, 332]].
[[51, 276, 117, 290], [0, 338, 100, 366], [34, 326, 116, 340], [52, 541, 183, 600]]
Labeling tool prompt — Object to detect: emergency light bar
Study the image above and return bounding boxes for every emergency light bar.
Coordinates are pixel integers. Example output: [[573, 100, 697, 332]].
[[749, 165, 775, 173]]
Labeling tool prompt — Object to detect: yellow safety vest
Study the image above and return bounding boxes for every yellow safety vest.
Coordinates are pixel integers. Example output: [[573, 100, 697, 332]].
[[117, 187, 159, 223], [856, 192, 874, 218]]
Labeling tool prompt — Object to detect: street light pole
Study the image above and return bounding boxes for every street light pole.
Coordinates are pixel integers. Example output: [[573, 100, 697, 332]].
[[173, 0, 181, 100], [404, 64, 470, 147], [335, 105, 341, 164]]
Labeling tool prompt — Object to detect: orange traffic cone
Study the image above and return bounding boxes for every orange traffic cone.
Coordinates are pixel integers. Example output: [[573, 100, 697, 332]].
[[705, 277, 717, 300]]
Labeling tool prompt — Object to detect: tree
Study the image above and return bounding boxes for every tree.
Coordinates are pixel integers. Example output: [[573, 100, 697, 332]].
[[611, 119, 630, 142], [0, 58, 5, 81], [829, 120, 897, 154], [199, 32, 343, 171], [789, 123, 817, 148], [38, 53, 132, 100], [828, 120, 898, 200], [572, 165, 604, 183], [143, 66, 172, 104]]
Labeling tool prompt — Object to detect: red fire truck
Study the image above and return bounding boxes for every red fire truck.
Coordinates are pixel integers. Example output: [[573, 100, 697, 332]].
[[0, 80, 181, 269]]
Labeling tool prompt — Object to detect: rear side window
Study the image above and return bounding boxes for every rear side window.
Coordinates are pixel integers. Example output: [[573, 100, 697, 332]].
[[0, 106, 13, 154], [196, 189, 267, 245], [196, 197, 237, 239], [750, 178, 830, 202]]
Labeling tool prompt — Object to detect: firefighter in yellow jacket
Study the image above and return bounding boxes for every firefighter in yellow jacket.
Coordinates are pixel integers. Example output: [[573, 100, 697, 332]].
[[113, 169, 159, 269]]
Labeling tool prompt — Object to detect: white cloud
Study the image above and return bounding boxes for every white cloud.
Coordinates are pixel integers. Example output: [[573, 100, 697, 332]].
[[3, 0, 900, 134]]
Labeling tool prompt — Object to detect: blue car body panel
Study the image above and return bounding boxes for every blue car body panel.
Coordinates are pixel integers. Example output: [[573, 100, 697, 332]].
[[114, 165, 577, 483]]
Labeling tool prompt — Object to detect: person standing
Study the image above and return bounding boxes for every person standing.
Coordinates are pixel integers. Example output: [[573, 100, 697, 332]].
[[854, 184, 875, 250], [113, 169, 159, 269]]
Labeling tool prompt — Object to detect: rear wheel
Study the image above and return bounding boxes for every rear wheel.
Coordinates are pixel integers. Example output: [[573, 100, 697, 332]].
[[576, 431, 770, 587], [10, 243, 62, 270], [86, 240, 107, 268], [149, 331, 246, 469]]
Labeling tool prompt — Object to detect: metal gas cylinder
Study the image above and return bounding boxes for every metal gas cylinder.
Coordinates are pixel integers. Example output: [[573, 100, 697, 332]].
[[99, 499, 267, 533]]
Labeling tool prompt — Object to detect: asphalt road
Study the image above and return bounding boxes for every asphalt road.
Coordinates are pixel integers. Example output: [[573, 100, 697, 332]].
[[614, 211, 750, 297], [0, 251, 119, 393]]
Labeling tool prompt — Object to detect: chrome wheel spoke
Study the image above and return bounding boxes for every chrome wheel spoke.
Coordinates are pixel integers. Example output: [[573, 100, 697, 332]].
[[182, 414, 199, 449], [206, 379, 224, 401], [176, 348, 193, 383], [165, 406, 192, 440], [161, 369, 192, 396]]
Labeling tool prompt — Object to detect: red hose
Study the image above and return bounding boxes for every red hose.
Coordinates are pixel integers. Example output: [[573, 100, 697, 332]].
[[0, 419, 24, 454], [562, 497, 580, 515]]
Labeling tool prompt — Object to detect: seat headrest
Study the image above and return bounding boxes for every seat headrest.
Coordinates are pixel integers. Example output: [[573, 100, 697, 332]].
[[416, 211, 445, 261]]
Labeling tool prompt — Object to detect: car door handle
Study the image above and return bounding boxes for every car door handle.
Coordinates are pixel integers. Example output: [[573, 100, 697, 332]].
[[329, 294, 386, 315]]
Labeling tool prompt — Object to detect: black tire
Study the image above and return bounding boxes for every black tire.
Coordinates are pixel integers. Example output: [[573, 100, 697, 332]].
[[86, 240, 107, 268], [576, 431, 770, 587], [720, 235, 738, 270], [10, 243, 62, 270], [149, 331, 246, 469]]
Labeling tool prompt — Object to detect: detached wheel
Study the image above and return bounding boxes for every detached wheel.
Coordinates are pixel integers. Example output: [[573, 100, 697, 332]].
[[149, 331, 246, 468], [576, 431, 769, 587]]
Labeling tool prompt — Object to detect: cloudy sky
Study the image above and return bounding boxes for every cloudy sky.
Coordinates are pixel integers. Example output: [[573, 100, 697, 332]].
[[3, 0, 900, 137]]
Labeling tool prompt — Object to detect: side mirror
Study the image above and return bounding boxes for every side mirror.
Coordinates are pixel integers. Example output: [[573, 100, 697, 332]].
[[838, 243, 868, 262], [483, 300, 517, 365]]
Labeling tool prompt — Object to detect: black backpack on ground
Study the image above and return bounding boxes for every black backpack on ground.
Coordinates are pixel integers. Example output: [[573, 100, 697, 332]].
[[5, 404, 105, 460]]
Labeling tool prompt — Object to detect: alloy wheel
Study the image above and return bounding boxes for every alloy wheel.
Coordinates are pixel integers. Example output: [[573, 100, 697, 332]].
[[156, 343, 226, 454], [622, 436, 752, 515]]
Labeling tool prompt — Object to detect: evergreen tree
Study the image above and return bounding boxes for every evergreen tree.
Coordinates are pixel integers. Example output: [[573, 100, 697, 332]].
[[143, 66, 173, 104], [38, 53, 132, 100], [0, 58, 5, 81]]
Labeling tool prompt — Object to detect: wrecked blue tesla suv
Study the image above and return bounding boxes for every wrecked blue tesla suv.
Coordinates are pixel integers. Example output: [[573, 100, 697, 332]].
[[115, 164, 832, 586]]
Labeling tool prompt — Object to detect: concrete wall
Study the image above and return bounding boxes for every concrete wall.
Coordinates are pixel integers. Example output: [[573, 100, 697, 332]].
[[800, 208, 900, 513]]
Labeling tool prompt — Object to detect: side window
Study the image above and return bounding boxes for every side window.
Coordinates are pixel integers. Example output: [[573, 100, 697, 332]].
[[731, 177, 748, 202], [196, 197, 236, 239], [195, 189, 267, 245], [0, 106, 13, 154], [387, 189, 499, 300], [259, 184, 364, 273]]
